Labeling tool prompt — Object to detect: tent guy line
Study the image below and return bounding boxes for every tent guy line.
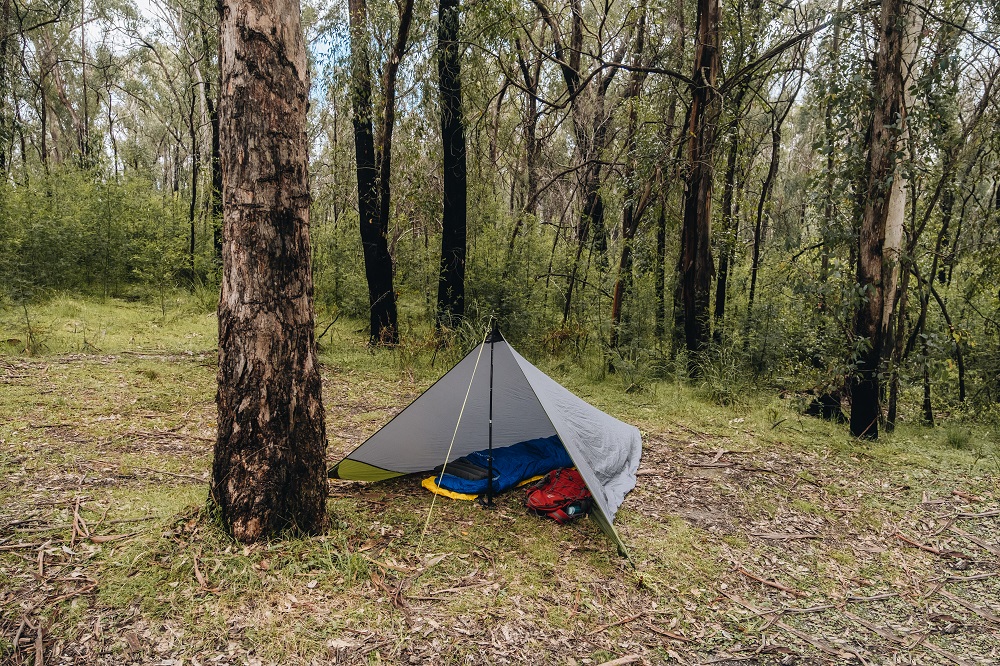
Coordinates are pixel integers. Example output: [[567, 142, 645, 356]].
[[416, 325, 490, 552]]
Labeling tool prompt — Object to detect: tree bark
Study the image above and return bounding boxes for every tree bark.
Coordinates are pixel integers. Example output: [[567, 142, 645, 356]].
[[850, 0, 906, 440], [213, 0, 328, 542], [435, 0, 467, 327], [348, 0, 398, 345], [678, 0, 720, 373], [712, 90, 745, 339]]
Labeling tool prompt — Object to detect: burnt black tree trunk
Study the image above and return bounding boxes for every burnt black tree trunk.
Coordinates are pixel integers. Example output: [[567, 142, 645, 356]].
[[712, 87, 745, 339], [678, 0, 720, 373], [213, 0, 328, 542], [436, 0, 466, 327], [348, 0, 398, 344]]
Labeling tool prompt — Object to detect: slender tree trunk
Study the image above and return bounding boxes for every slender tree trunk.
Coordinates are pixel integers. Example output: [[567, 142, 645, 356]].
[[79, 0, 89, 164], [436, 0, 466, 326], [820, 0, 843, 291], [713, 88, 745, 338], [213, 0, 328, 542], [0, 0, 10, 172], [745, 117, 782, 342], [678, 0, 720, 373], [654, 195, 667, 339], [348, 0, 398, 345], [188, 88, 199, 281], [508, 38, 542, 254], [203, 23, 223, 262], [850, 0, 907, 440]]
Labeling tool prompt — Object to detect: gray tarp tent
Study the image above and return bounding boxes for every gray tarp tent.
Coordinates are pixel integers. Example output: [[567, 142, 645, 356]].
[[330, 330, 643, 553]]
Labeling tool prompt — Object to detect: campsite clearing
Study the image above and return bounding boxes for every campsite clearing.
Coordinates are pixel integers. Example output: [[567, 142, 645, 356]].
[[2, 299, 999, 665]]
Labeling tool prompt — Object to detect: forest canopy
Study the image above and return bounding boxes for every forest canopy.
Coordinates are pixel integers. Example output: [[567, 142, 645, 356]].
[[1, 0, 999, 435]]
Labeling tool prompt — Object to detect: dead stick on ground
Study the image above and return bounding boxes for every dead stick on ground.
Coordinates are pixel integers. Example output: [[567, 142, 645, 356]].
[[952, 489, 981, 503], [949, 525, 1000, 557], [894, 532, 940, 554], [593, 612, 644, 635], [735, 566, 802, 596], [34, 620, 43, 666], [938, 589, 1000, 624], [644, 622, 690, 642], [36, 541, 47, 579], [47, 583, 97, 604]]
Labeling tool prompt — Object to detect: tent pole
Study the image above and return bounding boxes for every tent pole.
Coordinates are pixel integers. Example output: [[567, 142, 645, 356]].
[[484, 321, 497, 508]]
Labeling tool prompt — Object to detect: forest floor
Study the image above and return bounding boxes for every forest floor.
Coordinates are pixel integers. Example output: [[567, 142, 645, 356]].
[[1, 296, 999, 665]]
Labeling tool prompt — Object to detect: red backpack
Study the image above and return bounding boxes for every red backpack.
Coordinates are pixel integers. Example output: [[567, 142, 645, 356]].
[[525, 468, 592, 524]]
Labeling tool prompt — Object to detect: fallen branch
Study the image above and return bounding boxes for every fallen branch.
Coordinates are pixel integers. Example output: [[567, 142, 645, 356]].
[[34, 620, 43, 666], [943, 572, 1000, 582]]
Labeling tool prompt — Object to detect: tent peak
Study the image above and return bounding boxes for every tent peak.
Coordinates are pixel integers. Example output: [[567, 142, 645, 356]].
[[485, 323, 504, 344]]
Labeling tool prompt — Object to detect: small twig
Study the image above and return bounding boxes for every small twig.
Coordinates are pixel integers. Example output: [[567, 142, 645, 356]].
[[894, 532, 940, 554], [845, 593, 897, 603], [47, 583, 98, 604], [643, 622, 691, 642], [593, 612, 644, 635], [135, 467, 207, 483], [938, 589, 1000, 624], [750, 532, 820, 541], [943, 572, 1000, 582], [952, 489, 982, 503], [949, 525, 1000, 557], [34, 619, 44, 666], [735, 566, 803, 596]]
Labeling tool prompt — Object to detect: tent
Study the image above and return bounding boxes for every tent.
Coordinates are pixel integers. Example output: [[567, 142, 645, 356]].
[[329, 328, 643, 554]]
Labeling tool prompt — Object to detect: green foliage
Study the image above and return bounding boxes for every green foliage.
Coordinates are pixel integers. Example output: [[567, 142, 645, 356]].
[[0, 167, 201, 300]]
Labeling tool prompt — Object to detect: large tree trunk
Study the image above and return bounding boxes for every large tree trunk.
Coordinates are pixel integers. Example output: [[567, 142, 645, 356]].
[[348, 0, 398, 345], [678, 0, 720, 373], [850, 0, 907, 440], [213, 0, 328, 542], [436, 0, 467, 327]]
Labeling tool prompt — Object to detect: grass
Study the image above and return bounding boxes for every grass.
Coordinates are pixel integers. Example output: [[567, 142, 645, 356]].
[[1, 294, 999, 664]]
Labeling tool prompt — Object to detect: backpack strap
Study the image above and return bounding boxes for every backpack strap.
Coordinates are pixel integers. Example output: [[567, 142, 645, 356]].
[[548, 508, 571, 524]]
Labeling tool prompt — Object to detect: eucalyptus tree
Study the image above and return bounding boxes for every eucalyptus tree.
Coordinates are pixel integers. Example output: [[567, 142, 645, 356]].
[[213, 0, 328, 542], [347, 0, 417, 345]]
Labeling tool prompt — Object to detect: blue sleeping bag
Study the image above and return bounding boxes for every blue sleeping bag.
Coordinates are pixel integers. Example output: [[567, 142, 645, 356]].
[[433, 435, 572, 495]]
